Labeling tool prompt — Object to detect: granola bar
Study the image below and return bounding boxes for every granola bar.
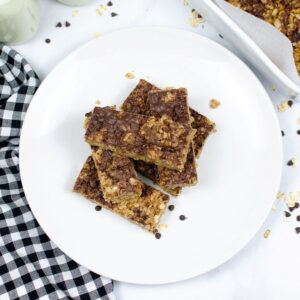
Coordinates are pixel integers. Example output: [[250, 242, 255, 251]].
[[121, 79, 158, 114], [190, 108, 215, 157], [147, 88, 198, 189], [73, 156, 169, 233], [92, 148, 143, 202], [85, 107, 195, 171], [133, 160, 182, 196], [226, 0, 300, 75]]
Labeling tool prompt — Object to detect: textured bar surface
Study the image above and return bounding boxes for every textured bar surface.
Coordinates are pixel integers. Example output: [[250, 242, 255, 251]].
[[92, 149, 143, 202], [85, 106, 194, 171], [73, 156, 169, 233], [226, 0, 300, 75], [148, 88, 197, 189]]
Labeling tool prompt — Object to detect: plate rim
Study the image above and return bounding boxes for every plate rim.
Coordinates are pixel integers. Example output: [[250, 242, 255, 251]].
[[19, 26, 283, 285]]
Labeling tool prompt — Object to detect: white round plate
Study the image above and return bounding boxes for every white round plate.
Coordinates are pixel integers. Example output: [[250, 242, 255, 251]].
[[20, 27, 282, 285]]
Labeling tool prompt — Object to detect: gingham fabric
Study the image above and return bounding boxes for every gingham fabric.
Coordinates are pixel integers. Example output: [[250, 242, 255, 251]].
[[0, 45, 114, 300]]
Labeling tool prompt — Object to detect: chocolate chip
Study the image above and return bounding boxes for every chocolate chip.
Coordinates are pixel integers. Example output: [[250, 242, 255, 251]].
[[295, 227, 300, 234], [287, 100, 293, 107], [219, 34, 224, 39], [56, 22, 62, 28], [45, 38, 51, 44], [191, 8, 195, 12], [297, 130, 300, 135], [155, 232, 161, 239], [285, 211, 291, 217], [107, 1, 113, 6], [95, 205, 102, 211], [287, 160, 294, 166], [297, 215, 300, 222], [289, 203, 299, 212], [65, 21, 71, 27], [111, 12, 118, 17], [281, 130, 285, 136], [179, 215, 187, 221], [168, 205, 175, 211]]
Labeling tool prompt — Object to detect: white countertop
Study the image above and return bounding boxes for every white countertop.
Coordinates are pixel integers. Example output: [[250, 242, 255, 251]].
[[14, 0, 300, 299]]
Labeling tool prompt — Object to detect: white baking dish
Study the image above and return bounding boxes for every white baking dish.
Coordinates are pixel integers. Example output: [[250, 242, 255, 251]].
[[191, 0, 300, 101]]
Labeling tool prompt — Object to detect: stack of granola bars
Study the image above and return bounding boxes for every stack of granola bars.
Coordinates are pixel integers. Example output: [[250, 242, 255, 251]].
[[73, 79, 215, 234]]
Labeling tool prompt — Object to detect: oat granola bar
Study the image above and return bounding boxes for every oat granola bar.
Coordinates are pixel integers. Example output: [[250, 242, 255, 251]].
[[147, 88, 198, 189], [122, 80, 215, 195], [226, 0, 300, 75], [85, 106, 195, 171], [121, 79, 158, 114], [92, 148, 143, 202], [73, 156, 169, 232]]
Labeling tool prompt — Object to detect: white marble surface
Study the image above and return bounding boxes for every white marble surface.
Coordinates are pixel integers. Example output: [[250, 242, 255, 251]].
[[14, 0, 300, 299]]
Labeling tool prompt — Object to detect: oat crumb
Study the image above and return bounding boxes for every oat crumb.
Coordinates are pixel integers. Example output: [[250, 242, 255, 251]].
[[96, 5, 107, 16], [183, 0, 189, 5], [93, 32, 101, 38], [125, 72, 135, 80], [276, 191, 285, 199], [264, 229, 271, 239], [158, 223, 168, 230], [271, 85, 277, 91], [95, 99, 101, 105], [189, 10, 204, 28], [277, 100, 290, 112], [271, 205, 277, 211], [72, 10, 79, 17], [297, 118, 300, 125], [209, 98, 221, 109], [284, 191, 300, 208]]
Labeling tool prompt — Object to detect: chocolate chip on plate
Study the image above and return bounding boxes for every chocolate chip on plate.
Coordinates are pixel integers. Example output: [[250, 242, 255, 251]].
[[287, 159, 294, 166], [168, 205, 175, 211], [179, 215, 187, 221], [297, 215, 300, 222], [281, 130, 285, 136], [295, 227, 300, 234], [287, 100, 293, 107], [285, 211, 291, 217], [155, 232, 161, 239], [107, 1, 113, 6], [56, 22, 62, 28], [95, 205, 102, 211], [297, 130, 300, 135], [45, 38, 51, 44], [111, 12, 118, 17], [65, 21, 71, 27]]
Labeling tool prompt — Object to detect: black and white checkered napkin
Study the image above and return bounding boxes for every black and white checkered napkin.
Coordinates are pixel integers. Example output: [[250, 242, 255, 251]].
[[0, 45, 114, 300]]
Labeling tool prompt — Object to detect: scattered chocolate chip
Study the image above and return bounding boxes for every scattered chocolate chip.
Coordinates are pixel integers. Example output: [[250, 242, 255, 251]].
[[155, 232, 161, 239], [56, 22, 62, 28], [287, 160, 294, 166], [289, 202, 299, 212], [168, 205, 175, 211], [95, 205, 102, 211], [295, 227, 300, 234], [285, 211, 291, 217], [219, 34, 224, 39], [111, 12, 118, 17], [281, 130, 285, 136], [297, 130, 300, 135], [107, 1, 113, 6], [191, 8, 195, 12], [297, 215, 300, 222], [65, 21, 71, 27], [179, 215, 187, 221], [45, 38, 51, 44], [287, 100, 293, 107], [197, 13, 202, 18]]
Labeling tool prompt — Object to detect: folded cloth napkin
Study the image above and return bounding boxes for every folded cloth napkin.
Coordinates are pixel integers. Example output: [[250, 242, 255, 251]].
[[0, 45, 114, 300]]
